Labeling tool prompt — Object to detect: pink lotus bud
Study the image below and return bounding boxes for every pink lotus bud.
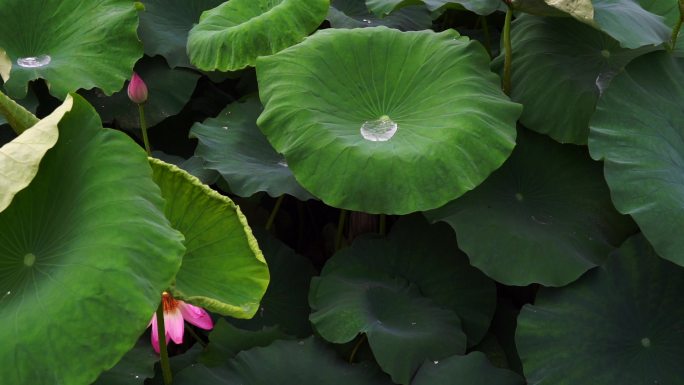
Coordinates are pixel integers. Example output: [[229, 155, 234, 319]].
[[127, 72, 148, 104]]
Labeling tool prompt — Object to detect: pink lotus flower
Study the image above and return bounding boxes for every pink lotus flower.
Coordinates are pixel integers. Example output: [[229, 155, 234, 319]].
[[149, 292, 213, 353], [127, 72, 148, 104]]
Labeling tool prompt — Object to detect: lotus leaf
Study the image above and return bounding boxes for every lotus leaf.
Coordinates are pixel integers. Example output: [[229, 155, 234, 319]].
[[149, 158, 269, 317], [517, 234, 684, 384], [0, 94, 185, 384], [188, 0, 330, 71], [256, 27, 521, 214], [0, 0, 143, 98]]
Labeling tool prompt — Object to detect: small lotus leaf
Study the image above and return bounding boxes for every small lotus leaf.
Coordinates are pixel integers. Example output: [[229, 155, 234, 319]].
[[190, 96, 313, 200], [0, 0, 143, 98], [0, 95, 185, 384], [328, 0, 432, 31], [199, 319, 290, 367], [176, 337, 393, 385], [412, 352, 525, 385], [187, 0, 330, 71], [138, 0, 225, 68], [149, 158, 269, 318], [423, 0, 502, 15], [517, 234, 684, 384], [231, 229, 317, 337], [426, 129, 635, 286], [256, 27, 520, 214], [589, 51, 684, 267], [310, 216, 496, 383]]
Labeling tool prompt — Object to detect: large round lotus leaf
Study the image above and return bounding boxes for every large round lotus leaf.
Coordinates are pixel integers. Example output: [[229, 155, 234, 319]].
[[310, 216, 496, 383], [176, 337, 393, 385], [0, 94, 185, 384], [257, 27, 520, 214], [150, 158, 269, 318], [495, 16, 653, 144], [423, 0, 502, 15], [426, 129, 636, 286], [0, 95, 69, 212], [328, 0, 432, 31], [231, 229, 317, 337], [138, 0, 225, 68], [517, 234, 684, 384], [190, 96, 314, 200], [0, 0, 143, 99], [83, 56, 200, 130], [589, 52, 684, 267], [412, 352, 525, 385], [187, 0, 330, 71]]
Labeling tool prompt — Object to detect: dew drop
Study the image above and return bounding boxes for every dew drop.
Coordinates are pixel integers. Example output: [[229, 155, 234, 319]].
[[298, 340, 305, 345], [17, 55, 51, 68], [23, 253, 36, 267], [277, 160, 288, 168], [222, 126, 228, 130], [600, 49, 610, 58], [362, 19, 372, 24], [433, 361, 439, 365], [411, 322, 416, 326], [641, 337, 651, 348], [360, 115, 397, 142]]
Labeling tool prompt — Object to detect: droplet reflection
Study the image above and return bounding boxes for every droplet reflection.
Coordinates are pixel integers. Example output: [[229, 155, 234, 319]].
[[360, 115, 397, 142], [16, 55, 51, 68]]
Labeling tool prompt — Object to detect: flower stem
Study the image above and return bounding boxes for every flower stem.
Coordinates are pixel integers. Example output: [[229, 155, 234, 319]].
[[156, 302, 173, 385], [335, 209, 348, 251], [137, 104, 152, 156], [503, 7, 513, 95], [348, 334, 367, 363], [265, 195, 285, 231]]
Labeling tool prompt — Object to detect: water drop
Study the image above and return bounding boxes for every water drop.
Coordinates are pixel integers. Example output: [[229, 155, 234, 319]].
[[433, 361, 439, 365], [531, 215, 552, 225], [222, 126, 228, 130], [298, 341, 305, 345], [16, 55, 51, 68], [362, 19, 372, 24], [641, 337, 651, 348], [411, 322, 416, 326], [23, 253, 36, 267], [360, 115, 397, 142], [595, 69, 618, 96], [277, 160, 288, 168]]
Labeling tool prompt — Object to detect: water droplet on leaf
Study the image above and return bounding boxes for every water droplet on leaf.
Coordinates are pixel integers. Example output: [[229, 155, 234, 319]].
[[360, 115, 397, 142], [17, 55, 51, 68]]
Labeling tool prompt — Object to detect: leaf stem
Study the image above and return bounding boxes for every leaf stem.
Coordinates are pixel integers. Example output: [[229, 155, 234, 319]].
[[481, 16, 492, 58], [503, 7, 513, 95], [265, 195, 285, 231], [185, 325, 208, 348], [671, 0, 684, 50], [156, 301, 173, 385], [379, 214, 386, 236], [0, 89, 38, 135], [335, 209, 348, 251], [348, 334, 367, 363], [137, 104, 152, 156]]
